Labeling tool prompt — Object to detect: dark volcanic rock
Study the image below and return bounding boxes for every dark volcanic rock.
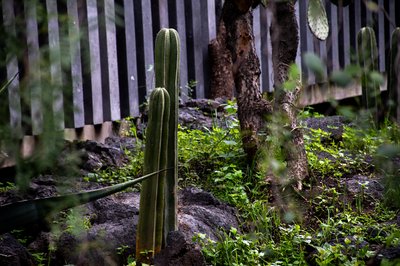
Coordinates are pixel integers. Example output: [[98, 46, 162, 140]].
[[154, 231, 206, 266], [0, 233, 35, 266], [23, 187, 238, 265], [303, 115, 350, 142], [344, 175, 384, 200], [77, 140, 128, 172]]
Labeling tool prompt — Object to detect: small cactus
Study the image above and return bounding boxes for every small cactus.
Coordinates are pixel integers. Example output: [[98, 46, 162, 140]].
[[387, 28, 400, 122], [136, 87, 170, 263], [357, 27, 380, 123]]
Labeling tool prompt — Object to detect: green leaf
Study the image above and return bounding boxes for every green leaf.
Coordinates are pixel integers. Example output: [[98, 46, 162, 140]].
[[369, 71, 384, 85], [0, 169, 167, 234], [307, 0, 329, 40], [260, 0, 268, 7], [303, 52, 325, 80], [330, 70, 353, 87], [365, 1, 379, 12]]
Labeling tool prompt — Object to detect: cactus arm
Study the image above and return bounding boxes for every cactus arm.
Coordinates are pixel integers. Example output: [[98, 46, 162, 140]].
[[0, 169, 166, 234], [136, 87, 169, 263], [154, 28, 180, 240], [154, 88, 170, 252], [388, 28, 400, 121], [357, 27, 380, 122]]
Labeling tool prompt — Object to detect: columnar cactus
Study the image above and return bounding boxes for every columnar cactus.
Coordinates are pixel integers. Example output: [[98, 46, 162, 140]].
[[136, 87, 170, 263], [387, 28, 400, 121], [136, 28, 180, 263], [155, 28, 180, 241], [357, 27, 380, 122]]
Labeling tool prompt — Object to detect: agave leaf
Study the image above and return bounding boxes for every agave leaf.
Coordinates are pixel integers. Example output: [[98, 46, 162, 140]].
[[0, 169, 167, 234], [260, 0, 268, 7], [0, 72, 18, 95], [307, 0, 329, 41]]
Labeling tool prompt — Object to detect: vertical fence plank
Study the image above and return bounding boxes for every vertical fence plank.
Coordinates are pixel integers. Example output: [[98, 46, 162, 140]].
[[104, 0, 120, 121], [156, 0, 169, 29], [169, 0, 188, 100], [388, 0, 395, 34], [260, 7, 271, 92], [199, 0, 216, 97], [2, 0, 21, 135], [355, 0, 362, 30], [327, 3, 339, 73], [141, 0, 154, 96], [25, 0, 42, 134], [86, 0, 103, 124], [123, 0, 139, 117], [185, 0, 205, 98], [67, 0, 85, 128], [294, 1, 302, 84], [342, 5, 351, 66], [135, 0, 154, 98], [46, 0, 64, 130], [377, 0, 385, 72], [253, 8, 263, 91]]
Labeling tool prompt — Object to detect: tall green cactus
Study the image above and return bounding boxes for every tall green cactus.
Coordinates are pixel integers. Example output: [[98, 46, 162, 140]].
[[357, 27, 380, 122], [135, 28, 180, 263], [136, 87, 170, 263], [155, 28, 180, 241], [387, 28, 400, 122]]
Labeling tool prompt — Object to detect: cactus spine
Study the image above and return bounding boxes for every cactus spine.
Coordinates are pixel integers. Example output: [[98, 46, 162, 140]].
[[357, 27, 380, 122], [387, 28, 400, 122], [155, 28, 180, 241], [136, 87, 170, 263]]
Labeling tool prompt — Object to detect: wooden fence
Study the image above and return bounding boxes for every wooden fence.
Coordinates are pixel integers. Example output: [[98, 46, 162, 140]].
[[0, 0, 399, 137]]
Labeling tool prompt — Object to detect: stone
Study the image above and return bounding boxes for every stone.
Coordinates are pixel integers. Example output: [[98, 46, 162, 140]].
[[0, 233, 35, 266], [154, 231, 206, 266]]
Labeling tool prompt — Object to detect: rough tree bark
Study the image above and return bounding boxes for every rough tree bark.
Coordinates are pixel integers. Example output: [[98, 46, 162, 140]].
[[209, 0, 308, 188], [209, 0, 272, 162], [270, 0, 308, 189]]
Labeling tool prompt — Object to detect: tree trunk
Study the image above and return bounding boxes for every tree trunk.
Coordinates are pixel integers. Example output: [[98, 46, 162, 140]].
[[270, 0, 308, 189], [209, 0, 307, 188], [210, 0, 272, 162]]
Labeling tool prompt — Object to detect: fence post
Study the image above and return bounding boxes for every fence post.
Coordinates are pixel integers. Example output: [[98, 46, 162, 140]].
[[2, 0, 21, 136]]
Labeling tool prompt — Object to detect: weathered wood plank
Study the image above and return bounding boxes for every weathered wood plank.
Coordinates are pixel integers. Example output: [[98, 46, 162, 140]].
[[67, 0, 85, 128], [103, 0, 120, 121], [324, 3, 338, 79], [342, 5, 351, 66], [260, 7, 271, 92], [139, 0, 154, 96], [46, 0, 64, 130], [86, 0, 103, 124], [25, 0, 42, 134], [253, 8, 263, 91], [186, 0, 204, 98], [2, 0, 21, 135], [157, 0, 169, 29], [377, 0, 385, 72], [169, 0, 188, 100], [123, 0, 139, 117]]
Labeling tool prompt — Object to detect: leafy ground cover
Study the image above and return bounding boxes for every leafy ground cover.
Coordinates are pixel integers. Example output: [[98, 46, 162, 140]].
[[94, 103, 400, 265], [1, 102, 399, 266], [177, 106, 400, 265]]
